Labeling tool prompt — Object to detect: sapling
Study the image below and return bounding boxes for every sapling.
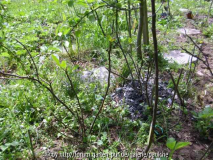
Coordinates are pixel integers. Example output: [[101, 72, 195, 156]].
[[166, 137, 191, 160]]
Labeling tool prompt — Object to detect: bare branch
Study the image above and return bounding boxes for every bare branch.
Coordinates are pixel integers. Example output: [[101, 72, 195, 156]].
[[89, 42, 112, 134]]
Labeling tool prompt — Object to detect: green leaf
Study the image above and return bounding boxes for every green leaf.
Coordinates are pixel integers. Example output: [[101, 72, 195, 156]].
[[128, 38, 133, 43], [10, 141, 19, 147], [68, 0, 74, 7], [31, 52, 39, 57], [0, 145, 9, 152], [0, 52, 10, 58], [75, 30, 81, 37], [97, 140, 103, 146], [76, 1, 87, 7], [63, 28, 70, 35], [175, 142, 191, 150], [115, 3, 122, 8], [63, 14, 67, 21], [87, 0, 95, 3], [51, 54, 60, 66], [88, 14, 96, 22], [166, 137, 176, 150], [84, 10, 90, 16], [60, 61, 67, 69], [16, 50, 26, 55]]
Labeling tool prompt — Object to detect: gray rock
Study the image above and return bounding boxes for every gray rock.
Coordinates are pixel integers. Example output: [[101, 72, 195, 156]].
[[80, 66, 115, 86], [179, 8, 190, 13], [177, 28, 201, 35], [81, 71, 93, 82], [164, 50, 197, 65]]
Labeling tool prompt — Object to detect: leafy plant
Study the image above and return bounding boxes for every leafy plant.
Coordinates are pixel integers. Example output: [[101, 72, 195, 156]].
[[166, 137, 191, 160], [192, 107, 213, 139], [203, 24, 213, 38]]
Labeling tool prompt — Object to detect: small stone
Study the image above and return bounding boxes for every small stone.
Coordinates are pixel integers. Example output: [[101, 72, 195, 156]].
[[197, 71, 204, 76], [168, 98, 172, 104], [179, 8, 190, 13], [177, 28, 201, 35]]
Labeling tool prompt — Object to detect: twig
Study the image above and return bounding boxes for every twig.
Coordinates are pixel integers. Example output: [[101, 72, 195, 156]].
[[184, 33, 213, 76], [181, 47, 213, 77], [186, 45, 196, 85], [52, 114, 79, 137], [169, 70, 186, 109], [89, 42, 112, 134], [200, 140, 213, 160], [145, 61, 153, 108], [170, 69, 184, 109], [115, 6, 134, 81], [28, 130, 36, 160], [15, 39, 40, 80], [91, 4, 106, 37], [101, 0, 139, 11], [71, 5, 106, 32], [65, 70, 85, 137]]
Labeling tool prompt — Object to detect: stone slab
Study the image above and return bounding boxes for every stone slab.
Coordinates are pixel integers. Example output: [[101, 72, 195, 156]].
[[177, 28, 201, 35], [164, 50, 197, 65]]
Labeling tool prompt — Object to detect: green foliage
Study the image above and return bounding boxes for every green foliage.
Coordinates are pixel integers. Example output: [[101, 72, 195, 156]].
[[203, 24, 213, 38], [1, 0, 212, 159], [192, 107, 213, 138], [136, 123, 150, 145]]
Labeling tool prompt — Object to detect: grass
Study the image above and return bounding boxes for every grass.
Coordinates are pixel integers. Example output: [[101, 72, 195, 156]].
[[0, 0, 213, 159]]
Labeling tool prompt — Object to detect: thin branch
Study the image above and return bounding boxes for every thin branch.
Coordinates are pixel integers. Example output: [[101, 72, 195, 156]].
[[170, 69, 184, 109], [52, 113, 79, 137], [65, 70, 85, 136], [71, 5, 106, 32], [28, 130, 36, 160], [115, 6, 134, 81], [89, 42, 112, 134], [169, 70, 186, 109], [101, 0, 139, 11], [91, 4, 106, 37], [15, 39, 40, 80], [181, 47, 213, 76], [200, 140, 213, 160]]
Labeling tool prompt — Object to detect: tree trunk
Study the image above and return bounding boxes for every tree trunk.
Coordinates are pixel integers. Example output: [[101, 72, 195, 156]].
[[137, 0, 149, 59], [145, 0, 159, 153], [143, 0, 149, 46], [137, 0, 144, 59]]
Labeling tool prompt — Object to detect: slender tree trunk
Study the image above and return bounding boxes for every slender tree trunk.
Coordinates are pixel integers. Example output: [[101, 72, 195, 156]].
[[137, 0, 144, 59], [128, 0, 132, 53], [143, 0, 149, 46], [137, 0, 149, 59], [145, 0, 159, 153]]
